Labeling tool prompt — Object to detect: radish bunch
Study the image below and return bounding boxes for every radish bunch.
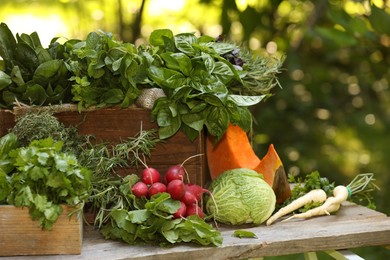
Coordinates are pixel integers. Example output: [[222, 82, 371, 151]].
[[131, 163, 211, 219]]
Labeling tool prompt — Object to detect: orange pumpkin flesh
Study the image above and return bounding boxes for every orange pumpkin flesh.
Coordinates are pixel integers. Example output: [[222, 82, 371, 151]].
[[206, 124, 291, 204], [255, 144, 291, 204], [206, 124, 260, 180]]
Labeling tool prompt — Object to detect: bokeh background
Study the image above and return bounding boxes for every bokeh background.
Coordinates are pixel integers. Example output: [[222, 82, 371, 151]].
[[1, 0, 389, 259]]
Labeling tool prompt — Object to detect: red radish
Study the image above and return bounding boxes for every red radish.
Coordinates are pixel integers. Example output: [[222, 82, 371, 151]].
[[165, 165, 185, 183], [132, 182, 149, 197], [173, 201, 187, 219], [162, 174, 168, 185], [185, 184, 209, 201], [167, 179, 186, 200], [185, 184, 219, 215], [148, 182, 167, 197], [142, 167, 160, 185], [181, 191, 198, 205], [186, 204, 204, 219], [165, 154, 203, 183]]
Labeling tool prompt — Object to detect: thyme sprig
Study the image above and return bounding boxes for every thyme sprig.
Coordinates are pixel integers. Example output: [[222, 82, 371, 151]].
[[80, 126, 161, 227]]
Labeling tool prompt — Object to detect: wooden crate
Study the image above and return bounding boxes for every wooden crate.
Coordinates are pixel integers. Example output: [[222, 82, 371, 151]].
[[0, 107, 209, 187], [0, 205, 82, 256]]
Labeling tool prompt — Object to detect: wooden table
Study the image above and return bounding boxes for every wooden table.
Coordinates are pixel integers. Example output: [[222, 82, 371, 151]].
[[3, 202, 390, 260]]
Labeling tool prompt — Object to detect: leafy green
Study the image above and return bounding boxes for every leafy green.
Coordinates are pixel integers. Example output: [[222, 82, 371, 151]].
[[6, 138, 92, 230], [205, 168, 276, 225], [100, 191, 222, 247], [66, 31, 147, 109], [232, 230, 258, 239], [91, 170, 222, 247], [0, 133, 18, 175], [147, 29, 282, 141], [0, 23, 73, 108], [1, 24, 282, 142], [281, 171, 335, 213]]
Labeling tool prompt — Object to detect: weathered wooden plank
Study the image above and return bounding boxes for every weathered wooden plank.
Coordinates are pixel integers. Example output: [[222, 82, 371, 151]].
[[4, 202, 390, 259], [0, 205, 82, 256]]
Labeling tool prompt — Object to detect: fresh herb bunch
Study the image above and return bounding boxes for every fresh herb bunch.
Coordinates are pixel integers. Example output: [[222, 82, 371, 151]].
[[11, 111, 83, 155], [78, 127, 160, 178], [280, 171, 335, 213], [0, 23, 73, 108], [6, 138, 92, 230], [146, 29, 283, 141], [281, 171, 378, 213], [1, 23, 283, 141], [64, 31, 150, 110], [0, 133, 19, 203], [95, 174, 222, 247]]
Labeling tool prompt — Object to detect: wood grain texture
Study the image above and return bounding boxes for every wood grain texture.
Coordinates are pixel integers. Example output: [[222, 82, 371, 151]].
[[0, 205, 82, 256], [0, 108, 209, 187], [5, 202, 390, 259]]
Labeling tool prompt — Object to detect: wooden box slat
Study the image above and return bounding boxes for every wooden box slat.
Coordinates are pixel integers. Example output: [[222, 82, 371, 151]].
[[0, 205, 82, 256], [0, 108, 209, 187]]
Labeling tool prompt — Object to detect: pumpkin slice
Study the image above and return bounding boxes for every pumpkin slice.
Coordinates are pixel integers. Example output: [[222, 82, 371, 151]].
[[206, 124, 261, 180], [255, 144, 291, 204]]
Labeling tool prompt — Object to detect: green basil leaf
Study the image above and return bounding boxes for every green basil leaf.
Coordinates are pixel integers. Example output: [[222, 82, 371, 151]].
[[161, 52, 181, 71], [174, 33, 197, 56], [180, 124, 200, 142], [197, 35, 215, 43], [149, 29, 174, 47], [200, 93, 226, 106], [158, 115, 181, 139], [171, 53, 192, 76], [182, 111, 205, 132], [147, 66, 186, 89], [171, 85, 192, 100], [205, 106, 229, 139], [202, 52, 215, 72], [186, 100, 207, 112], [212, 61, 234, 84], [227, 105, 252, 132], [228, 94, 267, 106]]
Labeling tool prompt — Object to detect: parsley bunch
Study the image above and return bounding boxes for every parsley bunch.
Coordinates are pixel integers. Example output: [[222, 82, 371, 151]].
[[6, 138, 92, 230]]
